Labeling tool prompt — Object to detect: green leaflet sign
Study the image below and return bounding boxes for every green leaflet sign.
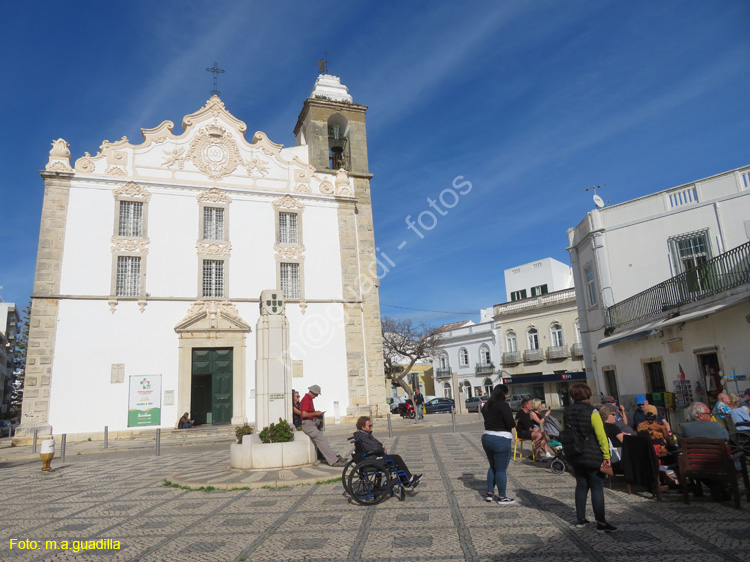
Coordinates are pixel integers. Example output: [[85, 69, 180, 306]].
[[128, 375, 162, 427]]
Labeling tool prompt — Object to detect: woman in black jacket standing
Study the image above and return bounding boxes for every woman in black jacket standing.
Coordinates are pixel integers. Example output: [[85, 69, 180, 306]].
[[480, 384, 516, 504], [563, 383, 616, 532]]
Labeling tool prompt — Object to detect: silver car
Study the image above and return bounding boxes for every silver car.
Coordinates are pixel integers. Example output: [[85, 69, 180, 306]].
[[506, 394, 531, 412], [465, 396, 488, 413]]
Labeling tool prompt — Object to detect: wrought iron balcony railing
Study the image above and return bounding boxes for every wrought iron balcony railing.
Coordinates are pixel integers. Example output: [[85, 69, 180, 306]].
[[606, 241, 750, 330], [570, 342, 584, 357], [435, 368, 452, 379], [523, 348, 545, 362], [475, 362, 495, 374], [546, 345, 569, 359], [501, 351, 521, 365]]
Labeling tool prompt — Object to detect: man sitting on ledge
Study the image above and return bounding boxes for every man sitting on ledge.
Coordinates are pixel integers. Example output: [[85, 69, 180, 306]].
[[300, 385, 347, 467]]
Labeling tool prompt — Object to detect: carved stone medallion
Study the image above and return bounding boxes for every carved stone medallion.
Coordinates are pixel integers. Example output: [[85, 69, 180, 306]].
[[187, 124, 242, 180]]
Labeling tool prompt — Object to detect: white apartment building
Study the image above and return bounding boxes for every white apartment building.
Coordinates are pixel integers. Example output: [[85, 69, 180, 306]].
[[433, 318, 499, 406], [0, 303, 20, 414], [567, 165, 750, 417], [432, 258, 582, 409]]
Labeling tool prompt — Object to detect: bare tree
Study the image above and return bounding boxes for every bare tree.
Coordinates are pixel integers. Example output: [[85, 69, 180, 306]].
[[382, 317, 443, 419]]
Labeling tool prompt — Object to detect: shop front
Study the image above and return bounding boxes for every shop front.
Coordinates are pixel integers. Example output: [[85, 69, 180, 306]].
[[501, 371, 587, 408]]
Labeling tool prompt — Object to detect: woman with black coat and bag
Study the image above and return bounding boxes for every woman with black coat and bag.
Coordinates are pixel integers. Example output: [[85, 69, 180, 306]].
[[480, 384, 516, 504], [562, 383, 617, 532]]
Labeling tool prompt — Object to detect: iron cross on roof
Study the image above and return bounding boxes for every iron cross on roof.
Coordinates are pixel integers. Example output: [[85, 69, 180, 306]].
[[205, 61, 225, 97]]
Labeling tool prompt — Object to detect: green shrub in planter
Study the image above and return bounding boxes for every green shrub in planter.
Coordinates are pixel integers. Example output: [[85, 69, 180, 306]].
[[259, 418, 294, 444], [235, 425, 253, 443]]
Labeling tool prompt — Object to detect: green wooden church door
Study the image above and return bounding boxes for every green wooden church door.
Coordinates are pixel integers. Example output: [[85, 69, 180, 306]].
[[191, 348, 233, 425]]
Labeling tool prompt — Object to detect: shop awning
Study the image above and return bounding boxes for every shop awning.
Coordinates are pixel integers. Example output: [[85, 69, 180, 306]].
[[597, 322, 661, 349], [502, 371, 586, 385]]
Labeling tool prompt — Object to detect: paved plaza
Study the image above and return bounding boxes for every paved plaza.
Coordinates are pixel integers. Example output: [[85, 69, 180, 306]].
[[1, 418, 749, 562]]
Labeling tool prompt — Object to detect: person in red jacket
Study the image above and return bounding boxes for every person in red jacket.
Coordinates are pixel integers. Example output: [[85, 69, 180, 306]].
[[300, 385, 346, 467]]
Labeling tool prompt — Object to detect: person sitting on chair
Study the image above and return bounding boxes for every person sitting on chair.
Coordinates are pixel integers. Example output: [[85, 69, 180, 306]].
[[177, 412, 194, 429], [516, 398, 546, 461], [681, 401, 732, 501], [353, 416, 422, 488]]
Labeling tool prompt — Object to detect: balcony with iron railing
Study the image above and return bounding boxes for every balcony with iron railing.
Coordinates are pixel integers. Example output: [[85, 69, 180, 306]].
[[523, 348, 545, 362], [570, 342, 584, 357], [501, 351, 521, 365], [546, 345, 569, 359], [475, 362, 495, 375], [435, 368, 452, 380], [605, 241, 750, 330]]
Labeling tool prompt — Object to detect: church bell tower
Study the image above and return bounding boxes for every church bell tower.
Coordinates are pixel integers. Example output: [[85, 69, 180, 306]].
[[293, 74, 386, 415]]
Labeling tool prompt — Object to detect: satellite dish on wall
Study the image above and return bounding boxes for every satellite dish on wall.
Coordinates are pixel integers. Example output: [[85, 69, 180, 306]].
[[593, 194, 605, 208]]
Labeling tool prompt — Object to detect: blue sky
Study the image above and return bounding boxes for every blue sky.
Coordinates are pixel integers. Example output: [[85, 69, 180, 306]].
[[1, 1, 748, 325]]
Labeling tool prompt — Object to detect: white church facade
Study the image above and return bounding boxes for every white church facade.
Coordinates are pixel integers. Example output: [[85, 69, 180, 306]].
[[18, 75, 386, 438]]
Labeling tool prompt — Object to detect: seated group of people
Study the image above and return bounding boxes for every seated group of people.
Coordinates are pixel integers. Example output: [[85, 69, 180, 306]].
[[515, 398, 556, 460], [598, 392, 750, 500]]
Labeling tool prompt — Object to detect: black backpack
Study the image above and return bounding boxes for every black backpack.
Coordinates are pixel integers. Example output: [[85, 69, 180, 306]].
[[559, 427, 586, 457]]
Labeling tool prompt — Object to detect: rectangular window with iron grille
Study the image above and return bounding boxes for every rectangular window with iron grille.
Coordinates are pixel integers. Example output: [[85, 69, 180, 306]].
[[203, 207, 224, 240], [280, 262, 300, 299], [202, 260, 224, 298], [118, 201, 143, 237], [278, 212, 298, 244], [116, 256, 141, 296]]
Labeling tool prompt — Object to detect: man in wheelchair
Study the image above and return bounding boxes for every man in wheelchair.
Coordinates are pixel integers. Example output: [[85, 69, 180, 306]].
[[353, 416, 422, 488]]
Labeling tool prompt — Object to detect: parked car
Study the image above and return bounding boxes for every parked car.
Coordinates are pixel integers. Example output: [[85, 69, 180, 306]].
[[465, 396, 488, 413], [424, 397, 455, 414], [506, 394, 531, 412], [0, 420, 12, 438]]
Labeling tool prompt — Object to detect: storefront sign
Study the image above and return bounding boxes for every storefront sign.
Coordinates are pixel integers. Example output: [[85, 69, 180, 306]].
[[502, 371, 586, 385], [128, 375, 162, 427]]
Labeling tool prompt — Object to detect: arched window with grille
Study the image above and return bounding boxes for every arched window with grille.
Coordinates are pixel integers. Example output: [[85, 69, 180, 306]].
[[443, 382, 452, 399]]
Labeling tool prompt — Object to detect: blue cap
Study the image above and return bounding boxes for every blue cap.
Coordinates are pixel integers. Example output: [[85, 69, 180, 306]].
[[635, 394, 647, 405]]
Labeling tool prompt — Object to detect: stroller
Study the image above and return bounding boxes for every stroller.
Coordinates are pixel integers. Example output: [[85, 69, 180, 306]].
[[543, 414, 568, 475]]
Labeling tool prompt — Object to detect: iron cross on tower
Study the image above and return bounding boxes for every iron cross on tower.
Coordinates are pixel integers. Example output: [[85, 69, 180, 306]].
[[205, 61, 225, 97]]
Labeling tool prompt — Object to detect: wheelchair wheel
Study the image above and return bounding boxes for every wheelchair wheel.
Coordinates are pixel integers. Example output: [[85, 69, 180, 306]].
[[341, 458, 356, 494], [550, 458, 566, 475], [347, 461, 392, 506]]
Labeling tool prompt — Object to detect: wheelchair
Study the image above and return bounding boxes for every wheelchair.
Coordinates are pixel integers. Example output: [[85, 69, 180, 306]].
[[342, 436, 414, 505]]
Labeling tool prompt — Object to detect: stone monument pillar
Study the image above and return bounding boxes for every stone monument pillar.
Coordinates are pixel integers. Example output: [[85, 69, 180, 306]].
[[255, 290, 292, 430]]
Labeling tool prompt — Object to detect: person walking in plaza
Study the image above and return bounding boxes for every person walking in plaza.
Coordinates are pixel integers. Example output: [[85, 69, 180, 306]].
[[353, 416, 422, 487], [300, 385, 347, 467], [562, 383, 616, 532], [480, 384, 516, 504], [413, 388, 425, 419]]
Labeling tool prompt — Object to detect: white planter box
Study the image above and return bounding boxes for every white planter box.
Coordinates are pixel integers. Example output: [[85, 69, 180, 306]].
[[230, 430, 316, 469]]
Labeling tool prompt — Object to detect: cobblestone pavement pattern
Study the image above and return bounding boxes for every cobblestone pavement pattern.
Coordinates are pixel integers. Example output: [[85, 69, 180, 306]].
[[1, 423, 749, 561]]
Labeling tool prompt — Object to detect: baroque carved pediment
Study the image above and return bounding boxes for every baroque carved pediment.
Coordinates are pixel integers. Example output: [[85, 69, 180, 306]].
[[113, 181, 151, 200], [175, 300, 250, 333], [272, 194, 305, 210], [197, 187, 232, 204]]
